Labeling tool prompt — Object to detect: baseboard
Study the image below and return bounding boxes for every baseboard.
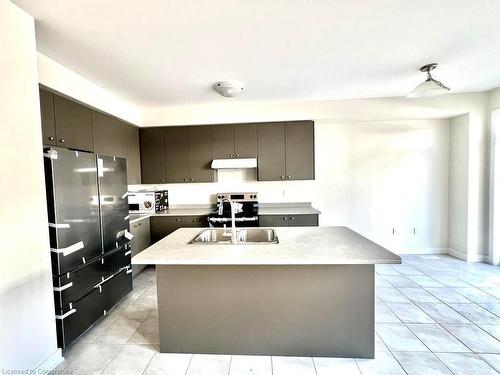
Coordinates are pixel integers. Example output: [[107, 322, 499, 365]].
[[447, 248, 488, 263], [35, 348, 63, 372], [395, 247, 448, 255]]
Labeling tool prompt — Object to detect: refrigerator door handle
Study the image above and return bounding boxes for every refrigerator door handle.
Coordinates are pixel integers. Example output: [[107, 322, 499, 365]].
[[53, 282, 73, 292], [55, 308, 76, 320], [50, 241, 84, 257], [48, 222, 70, 229], [95, 274, 114, 288]]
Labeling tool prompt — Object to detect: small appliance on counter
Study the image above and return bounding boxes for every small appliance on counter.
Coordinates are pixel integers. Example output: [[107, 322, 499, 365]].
[[128, 189, 168, 213], [208, 192, 259, 227]]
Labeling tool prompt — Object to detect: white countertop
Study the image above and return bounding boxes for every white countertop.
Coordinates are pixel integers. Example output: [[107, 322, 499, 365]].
[[132, 226, 401, 266], [258, 206, 321, 215], [129, 203, 320, 222]]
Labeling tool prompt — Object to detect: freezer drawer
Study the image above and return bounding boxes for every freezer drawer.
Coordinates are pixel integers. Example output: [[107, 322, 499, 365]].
[[53, 243, 131, 310], [55, 287, 105, 348], [55, 267, 133, 348], [101, 267, 133, 311]]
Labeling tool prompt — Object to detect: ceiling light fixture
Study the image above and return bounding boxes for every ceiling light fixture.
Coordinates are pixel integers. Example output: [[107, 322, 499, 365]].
[[213, 81, 244, 98], [407, 63, 450, 98]]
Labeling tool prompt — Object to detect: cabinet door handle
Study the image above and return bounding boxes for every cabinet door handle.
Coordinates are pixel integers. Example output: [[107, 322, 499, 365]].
[[287, 176, 291, 179], [290, 217, 294, 220], [229, 154, 233, 158], [280, 176, 285, 179], [184, 178, 188, 182], [161, 178, 165, 182], [193, 219, 198, 222], [176, 218, 181, 222], [190, 178, 194, 181], [236, 154, 240, 157], [59, 138, 65, 143], [48, 136, 55, 141], [133, 224, 137, 228], [282, 217, 287, 220]]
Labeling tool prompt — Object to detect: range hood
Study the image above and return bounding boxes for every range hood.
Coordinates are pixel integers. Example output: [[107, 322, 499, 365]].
[[211, 158, 257, 169]]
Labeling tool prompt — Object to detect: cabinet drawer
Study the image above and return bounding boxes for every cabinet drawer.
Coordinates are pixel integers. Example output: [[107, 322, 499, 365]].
[[288, 214, 318, 226], [181, 215, 207, 227], [258, 215, 289, 227]]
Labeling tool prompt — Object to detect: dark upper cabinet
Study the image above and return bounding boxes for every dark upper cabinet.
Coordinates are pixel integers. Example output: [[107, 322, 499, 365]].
[[39, 88, 56, 146], [93, 111, 122, 156], [188, 126, 214, 183], [257, 121, 314, 181], [122, 124, 141, 184], [140, 127, 167, 183], [53, 95, 93, 151], [257, 122, 286, 181], [234, 123, 257, 158], [211, 123, 257, 159], [211, 124, 235, 159], [285, 121, 315, 180], [93, 111, 141, 184], [165, 126, 190, 183]]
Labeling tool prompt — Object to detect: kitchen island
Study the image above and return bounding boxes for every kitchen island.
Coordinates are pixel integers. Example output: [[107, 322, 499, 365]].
[[132, 226, 401, 358]]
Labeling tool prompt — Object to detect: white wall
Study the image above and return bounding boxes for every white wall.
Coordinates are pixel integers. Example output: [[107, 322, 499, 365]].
[[37, 52, 143, 125], [448, 114, 469, 259], [131, 119, 450, 254], [0, 0, 60, 370]]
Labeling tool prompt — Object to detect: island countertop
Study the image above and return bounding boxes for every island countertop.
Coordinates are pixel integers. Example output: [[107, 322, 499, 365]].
[[132, 226, 401, 266]]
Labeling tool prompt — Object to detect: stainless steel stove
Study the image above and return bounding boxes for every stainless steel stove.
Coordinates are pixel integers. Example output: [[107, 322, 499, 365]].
[[208, 192, 259, 227]]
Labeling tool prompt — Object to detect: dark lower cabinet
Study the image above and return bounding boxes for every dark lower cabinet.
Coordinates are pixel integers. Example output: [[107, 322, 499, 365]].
[[53, 95, 93, 151], [130, 218, 151, 277], [182, 215, 207, 227], [150, 216, 208, 243], [150, 216, 182, 243], [259, 214, 318, 227]]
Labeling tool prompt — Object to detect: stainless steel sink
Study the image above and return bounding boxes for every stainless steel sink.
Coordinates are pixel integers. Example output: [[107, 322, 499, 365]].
[[189, 228, 278, 244]]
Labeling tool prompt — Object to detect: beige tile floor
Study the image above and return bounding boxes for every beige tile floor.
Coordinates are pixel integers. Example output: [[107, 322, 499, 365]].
[[55, 255, 500, 374]]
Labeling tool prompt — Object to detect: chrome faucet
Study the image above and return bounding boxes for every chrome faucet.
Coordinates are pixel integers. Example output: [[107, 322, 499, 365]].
[[219, 197, 243, 244]]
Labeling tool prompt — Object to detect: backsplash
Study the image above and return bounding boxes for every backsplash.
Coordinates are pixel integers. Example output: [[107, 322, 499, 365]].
[[128, 169, 316, 205]]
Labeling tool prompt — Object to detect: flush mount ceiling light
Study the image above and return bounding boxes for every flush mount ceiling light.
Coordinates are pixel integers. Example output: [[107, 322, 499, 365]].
[[407, 63, 450, 98], [213, 81, 244, 98]]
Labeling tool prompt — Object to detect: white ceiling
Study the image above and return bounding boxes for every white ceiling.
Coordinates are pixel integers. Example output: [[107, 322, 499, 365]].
[[14, 0, 500, 108]]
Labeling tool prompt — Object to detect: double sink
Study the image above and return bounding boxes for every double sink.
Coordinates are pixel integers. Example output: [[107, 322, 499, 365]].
[[190, 228, 278, 245]]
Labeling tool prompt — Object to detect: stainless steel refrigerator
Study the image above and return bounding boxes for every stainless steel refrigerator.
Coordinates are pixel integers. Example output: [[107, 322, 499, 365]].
[[44, 147, 133, 348]]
